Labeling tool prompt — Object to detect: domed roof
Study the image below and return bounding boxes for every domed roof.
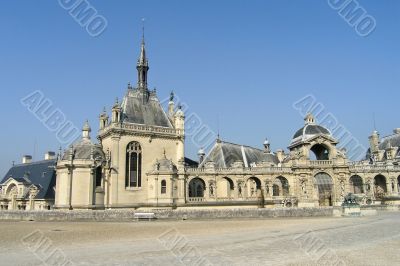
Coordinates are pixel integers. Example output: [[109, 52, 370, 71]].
[[154, 157, 177, 172], [62, 121, 105, 161], [291, 114, 331, 145], [293, 124, 331, 139], [62, 139, 105, 161]]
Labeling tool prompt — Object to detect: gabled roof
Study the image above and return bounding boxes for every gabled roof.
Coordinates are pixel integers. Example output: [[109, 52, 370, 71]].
[[121, 88, 173, 128], [199, 140, 279, 168], [1, 160, 56, 199]]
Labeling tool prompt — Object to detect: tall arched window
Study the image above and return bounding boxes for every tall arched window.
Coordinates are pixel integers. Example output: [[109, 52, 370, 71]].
[[126, 142, 142, 188], [161, 180, 166, 194]]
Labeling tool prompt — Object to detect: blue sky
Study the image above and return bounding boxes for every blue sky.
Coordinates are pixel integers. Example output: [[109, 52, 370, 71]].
[[0, 0, 399, 175]]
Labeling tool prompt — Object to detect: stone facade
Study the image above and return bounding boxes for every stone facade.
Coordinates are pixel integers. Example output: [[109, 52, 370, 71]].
[[2, 35, 400, 211]]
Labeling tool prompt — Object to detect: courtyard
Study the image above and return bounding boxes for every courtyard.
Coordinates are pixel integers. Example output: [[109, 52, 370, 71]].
[[0, 212, 399, 265]]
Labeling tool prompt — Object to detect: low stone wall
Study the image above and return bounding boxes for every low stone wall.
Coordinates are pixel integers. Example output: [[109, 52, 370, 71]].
[[0, 207, 336, 222]]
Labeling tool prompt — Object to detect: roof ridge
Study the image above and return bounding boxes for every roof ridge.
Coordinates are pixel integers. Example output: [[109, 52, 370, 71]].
[[219, 140, 264, 152], [12, 159, 56, 168], [381, 133, 398, 141]]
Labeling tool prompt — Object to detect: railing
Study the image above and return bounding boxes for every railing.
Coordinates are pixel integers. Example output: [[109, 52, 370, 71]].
[[309, 160, 333, 166], [100, 123, 179, 136], [187, 197, 205, 202], [348, 164, 400, 172], [185, 166, 292, 174], [187, 161, 400, 174]]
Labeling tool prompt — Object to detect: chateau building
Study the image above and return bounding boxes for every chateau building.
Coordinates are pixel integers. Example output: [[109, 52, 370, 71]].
[[1, 35, 400, 210]]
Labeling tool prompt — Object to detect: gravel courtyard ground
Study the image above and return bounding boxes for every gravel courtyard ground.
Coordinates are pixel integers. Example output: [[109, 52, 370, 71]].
[[0, 212, 399, 266]]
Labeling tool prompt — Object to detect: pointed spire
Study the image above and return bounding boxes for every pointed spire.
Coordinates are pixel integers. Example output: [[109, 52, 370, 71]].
[[138, 38, 147, 66], [137, 18, 149, 92], [138, 18, 147, 67]]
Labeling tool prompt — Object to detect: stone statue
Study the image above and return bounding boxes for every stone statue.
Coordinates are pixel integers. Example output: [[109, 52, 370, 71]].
[[301, 181, 307, 194], [209, 182, 215, 197]]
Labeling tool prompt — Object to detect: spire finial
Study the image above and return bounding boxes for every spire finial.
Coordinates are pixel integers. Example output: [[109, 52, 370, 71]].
[[82, 120, 91, 139], [304, 113, 315, 125], [141, 18, 145, 45], [217, 114, 220, 141]]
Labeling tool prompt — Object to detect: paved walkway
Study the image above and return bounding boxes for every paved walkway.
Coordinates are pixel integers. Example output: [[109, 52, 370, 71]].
[[1, 212, 399, 265]]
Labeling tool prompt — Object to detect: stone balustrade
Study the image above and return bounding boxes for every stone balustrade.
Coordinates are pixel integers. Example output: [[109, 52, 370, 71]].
[[100, 123, 179, 136]]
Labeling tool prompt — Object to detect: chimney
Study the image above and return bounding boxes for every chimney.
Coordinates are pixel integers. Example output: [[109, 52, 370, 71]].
[[22, 155, 32, 164], [45, 151, 56, 160]]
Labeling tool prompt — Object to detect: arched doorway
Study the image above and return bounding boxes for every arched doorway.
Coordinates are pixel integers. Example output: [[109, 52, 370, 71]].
[[188, 178, 205, 198], [247, 177, 261, 197], [272, 176, 289, 196], [310, 144, 330, 160], [314, 173, 333, 206], [217, 177, 234, 198], [374, 175, 387, 199], [6, 184, 18, 210], [349, 175, 364, 194]]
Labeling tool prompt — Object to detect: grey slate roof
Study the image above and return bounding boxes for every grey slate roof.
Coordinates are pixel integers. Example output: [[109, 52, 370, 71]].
[[291, 124, 331, 146], [62, 138, 105, 161], [185, 157, 198, 167], [293, 124, 330, 139], [1, 160, 57, 199], [121, 88, 173, 128], [199, 140, 279, 168], [379, 133, 400, 150]]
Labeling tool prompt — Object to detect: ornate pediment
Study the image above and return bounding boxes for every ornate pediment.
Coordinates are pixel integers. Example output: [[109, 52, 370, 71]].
[[306, 134, 337, 145]]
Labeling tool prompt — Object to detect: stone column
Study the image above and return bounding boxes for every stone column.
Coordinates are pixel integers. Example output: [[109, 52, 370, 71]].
[[89, 168, 95, 208], [110, 136, 120, 207]]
